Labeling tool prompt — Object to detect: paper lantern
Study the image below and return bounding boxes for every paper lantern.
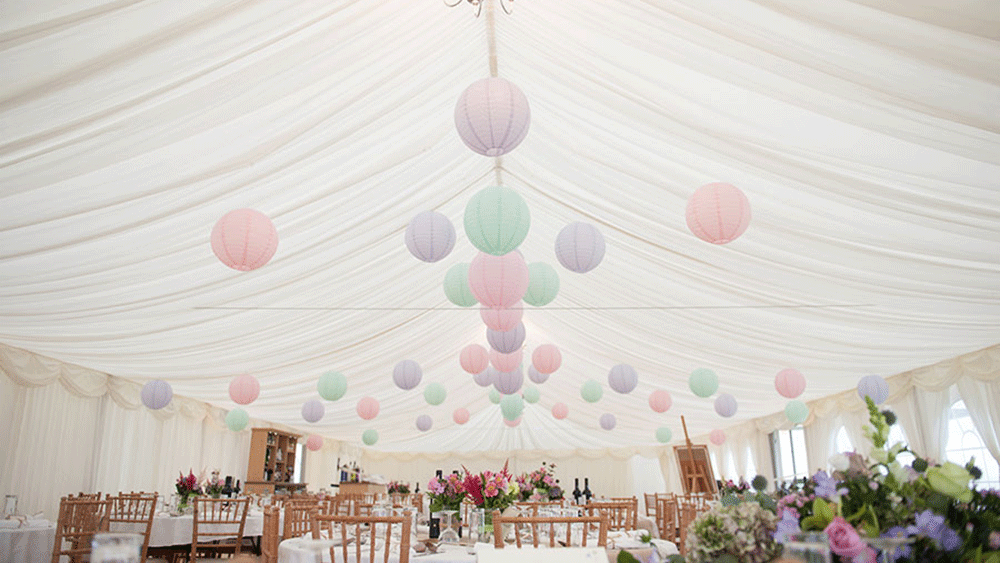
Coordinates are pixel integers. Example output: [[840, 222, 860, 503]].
[[555, 222, 606, 273], [709, 429, 726, 445], [523, 263, 560, 306], [528, 365, 549, 384], [228, 375, 260, 406], [453, 408, 470, 425], [522, 385, 540, 404], [532, 345, 561, 375], [489, 389, 502, 404], [474, 367, 496, 387], [393, 360, 423, 391], [405, 211, 455, 262], [608, 364, 638, 394], [140, 380, 172, 410], [306, 435, 323, 451], [424, 383, 447, 405], [455, 77, 530, 157], [504, 417, 522, 428], [487, 323, 526, 354], [581, 380, 603, 403], [362, 429, 379, 446], [494, 367, 524, 395], [857, 375, 889, 405], [648, 390, 672, 413], [302, 400, 325, 423], [599, 414, 616, 430], [655, 427, 673, 443], [211, 209, 279, 271], [785, 400, 810, 424], [714, 393, 738, 418], [480, 304, 523, 331], [464, 186, 531, 256], [500, 394, 524, 421], [226, 408, 249, 431], [460, 344, 490, 375], [490, 348, 522, 373], [775, 368, 806, 399], [689, 368, 719, 398], [443, 263, 478, 307], [685, 183, 752, 244], [416, 414, 433, 432], [317, 371, 347, 401], [357, 397, 380, 420], [468, 251, 529, 308], [552, 403, 568, 420]]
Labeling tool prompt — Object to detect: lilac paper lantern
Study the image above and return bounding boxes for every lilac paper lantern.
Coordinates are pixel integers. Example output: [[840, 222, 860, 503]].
[[709, 429, 726, 445], [552, 403, 569, 420], [775, 368, 806, 399], [608, 364, 638, 394], [455, 77, 530, 157], [306, 435, 323, 451], [714, 393, 738, 418], [302, 400, 325, 423], [532, 345, 561, 375], [685, 183, 751, 244], [453, 408, 470, 425], [404, 211, 455, 263], [480, 304, 523, 331], [393, 360, 423, 391], [487, 323, 526, 354], [468, 251, 529, 308], [228, 374, 260, 405], [648, 390, 672, 413], [494, 367, 524, 395], [599, 414, 616, 430], [528, 365, 549, 384], [555, 222, 606, 273], [211, 209, 278, 271], [357, 397, 380, 420], [460, 345, 490, 375], [473, 367, 496, 387], [857, 375, 889, 405], [141, 380, 173, 410], [416, 414, 433, 432], [490, 348, 522, 373]]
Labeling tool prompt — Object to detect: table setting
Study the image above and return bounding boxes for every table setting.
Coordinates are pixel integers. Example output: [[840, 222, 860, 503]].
[[0, 513, 56, 563]]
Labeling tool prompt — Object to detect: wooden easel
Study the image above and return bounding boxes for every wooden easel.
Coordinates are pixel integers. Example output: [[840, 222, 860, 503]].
[[674, 416, 716, 495]]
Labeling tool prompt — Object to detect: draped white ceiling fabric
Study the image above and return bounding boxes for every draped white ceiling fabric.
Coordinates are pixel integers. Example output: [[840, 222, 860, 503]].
[[2, 0, 998, 455]]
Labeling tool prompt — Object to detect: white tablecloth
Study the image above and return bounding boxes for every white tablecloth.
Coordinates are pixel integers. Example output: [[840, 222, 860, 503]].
[[111, 511, 266, 547], [278, 538, 475, 563], [0, 520, 55, 563]]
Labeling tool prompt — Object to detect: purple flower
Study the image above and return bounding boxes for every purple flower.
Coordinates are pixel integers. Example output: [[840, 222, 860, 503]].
[[914, 510, 946, 542], [812, 470, 847, 498], [881, 527, 912, 562], [939, 527, 962, 552], [774, 510, 801, 543]]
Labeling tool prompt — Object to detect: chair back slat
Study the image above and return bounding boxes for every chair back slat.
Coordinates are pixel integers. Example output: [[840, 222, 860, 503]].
[[51, 496, 110, 563], [283, 503, 320, 539], [490, 510, 608, 549], [260, 505, 281, 563], [190, 497, 250, 560], [584, 499, 636, 531], [107, 492, 157, 560], [314, 513, 411, 563]]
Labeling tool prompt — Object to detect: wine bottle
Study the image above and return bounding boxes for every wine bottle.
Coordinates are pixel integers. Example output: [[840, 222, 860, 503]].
[[435, 469, 443, 478], [234, 480, 241, 495], [222, 476, 233, 498], [572, 478, 582, 505], [414, 482, 420, 494], [583, 478, 592, 503]]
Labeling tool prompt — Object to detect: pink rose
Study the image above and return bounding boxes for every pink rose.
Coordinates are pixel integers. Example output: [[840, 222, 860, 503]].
[[824, 517, 866, 558]]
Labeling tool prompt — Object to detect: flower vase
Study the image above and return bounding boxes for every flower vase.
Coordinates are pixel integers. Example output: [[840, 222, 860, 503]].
[[863, 537, 914, 563]]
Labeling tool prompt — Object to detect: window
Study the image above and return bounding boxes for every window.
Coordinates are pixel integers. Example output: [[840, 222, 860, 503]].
[[945, 400, 1000, 488], [886, 423, 915, 466], [293, 441, 305, 484], [745, 447, 758, 479], [834, 426, 853, 455], [770, 427, 808, 485]]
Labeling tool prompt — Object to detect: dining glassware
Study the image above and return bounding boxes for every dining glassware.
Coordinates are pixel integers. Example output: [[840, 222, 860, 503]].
[[4, 495, 17, 516], [91, 532, 142, 563], [437, 510, 459, 544], [782, 532, 832, 563], [468, 508, 483, 544]]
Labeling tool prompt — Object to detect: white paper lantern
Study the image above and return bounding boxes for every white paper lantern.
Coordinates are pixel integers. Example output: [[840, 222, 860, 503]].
[[455, 77, 530, 157], [405, 211, 455, 262], [487, 323, 526, 354], [555, 222, 605, 273]]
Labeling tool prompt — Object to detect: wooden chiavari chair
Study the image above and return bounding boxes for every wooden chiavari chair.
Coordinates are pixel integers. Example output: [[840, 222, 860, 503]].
[[259, 505, 281, 563], [106, 491, 157, 561], [314, 513, 411, 563], [513, 500, 565, 516], [490, 510, 608, 549], [51, 495, 110, 563], [654, 496, 679, 544], [283, 503, 319, 540], [584, 499, 636, 531], [676, 502, 699, 556], [190, 496, 250, 561]]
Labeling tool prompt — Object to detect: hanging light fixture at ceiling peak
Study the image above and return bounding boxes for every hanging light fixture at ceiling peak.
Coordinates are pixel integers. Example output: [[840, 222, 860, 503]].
[[444, 0, 514, 17]]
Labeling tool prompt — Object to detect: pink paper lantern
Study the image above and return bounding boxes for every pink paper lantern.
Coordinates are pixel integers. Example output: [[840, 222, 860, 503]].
[[494, 367, 524, 395], [460, 345, 490, 375], [599, 413, 616, 430], [503, 417, 522, 428], [228, 374, 260, 406], [714, 393, 738, 418], [473, 367, 496, 387], [468, 252, 529, 309], [211, 209, 279, 271], [453, 408, 470, 425], [455, 77, 530, 157], [685, 183, 751, 244], [487, 323, 526, 354], [357, 397, 380, 420], [608, 364, 638, 394], [416, 414, 433, 432], [532, 344, 562, 375], [306, 435, 323, 451], [480, 304, 523, 332], [302, 400, 325, 423], [709, 429, 726, 445], [490, 348, 522, 373], [404, 211, 455, 263], [528, 365, 549, 384], [552, 403, 569, 420], [775, 368, 807, 399], [648, 390, 672, 413], [392, 360, 423, 391]]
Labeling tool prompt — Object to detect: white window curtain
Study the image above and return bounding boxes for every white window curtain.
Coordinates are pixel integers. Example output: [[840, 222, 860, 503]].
[[893, 386, 952, 464], [804, 414, 839, 474], [956, 378, 1000, 465]]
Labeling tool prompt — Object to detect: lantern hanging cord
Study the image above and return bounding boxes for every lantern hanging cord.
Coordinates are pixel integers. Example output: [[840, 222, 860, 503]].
[[486, 0, 499, 78]]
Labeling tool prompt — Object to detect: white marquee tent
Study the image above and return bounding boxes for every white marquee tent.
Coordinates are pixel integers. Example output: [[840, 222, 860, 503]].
[[2, 0, 999, 519]]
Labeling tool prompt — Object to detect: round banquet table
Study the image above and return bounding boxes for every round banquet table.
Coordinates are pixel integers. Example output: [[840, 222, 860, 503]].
[[111, 510, 267, 547], [0, 519, 56, 563], [279, 538, 476, 563]]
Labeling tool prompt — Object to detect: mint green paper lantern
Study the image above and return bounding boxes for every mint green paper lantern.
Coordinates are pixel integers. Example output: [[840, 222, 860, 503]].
[[444, 263, 478, 307], [317, 371, 347, 401], [424, 383, 447, 406], [523, 263, 560, 306], [489, 388, 502, 404], [581, 380, 603, 403], [464, 186, 530, 256], [785, 400, 810, 424], [362, 429, 379, 445], [500, 394, 524, 421], [522, 385, 540, 404], [225, 408, 249, 431], [655, 426, 673, 443], [689, 368, 719, 398]]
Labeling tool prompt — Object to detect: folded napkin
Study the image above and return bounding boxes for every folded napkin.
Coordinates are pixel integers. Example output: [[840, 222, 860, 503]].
[[0, 520, 19, 529]]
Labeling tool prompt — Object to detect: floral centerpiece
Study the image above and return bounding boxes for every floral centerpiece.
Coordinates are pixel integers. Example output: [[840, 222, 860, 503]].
[[516, 461, 564, 501], [388, 481, 410, 495], [427, 472, 466, 514], [176, 469, 203, 510], [685, 500, 782, 563], [719, 478, 751, 497], [203, 470, 224, 498], [462, 461, 519, 531]]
